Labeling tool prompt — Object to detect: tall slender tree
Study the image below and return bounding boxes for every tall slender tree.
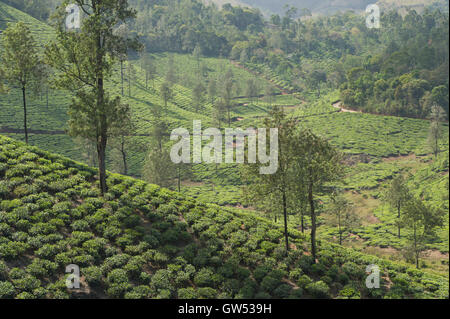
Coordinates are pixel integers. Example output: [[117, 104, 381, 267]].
[[328, 192, 360, 245], [403, 197, 444, 268], [0, 22, 40, 144], [242, 106, 297, 252], [428, 104, 446, 159], [294, 129, 343, 262], [127, 62, 136, 97], [208, 78, 217, 105], [385, 175, 410, 238], [160, 82, 173, 109], [45, 0, 141, 195]]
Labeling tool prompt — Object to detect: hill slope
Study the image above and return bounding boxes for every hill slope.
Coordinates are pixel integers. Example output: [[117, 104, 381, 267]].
[[0, 134, 448, 299]]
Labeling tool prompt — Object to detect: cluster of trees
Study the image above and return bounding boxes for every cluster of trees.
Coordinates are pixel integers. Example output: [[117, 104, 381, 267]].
[[242, 106, 344, 261], [129, 0, 264, 57], [385, 174, 445, 268], [339, 9, 449, 119], [1, 0, 144, 196]]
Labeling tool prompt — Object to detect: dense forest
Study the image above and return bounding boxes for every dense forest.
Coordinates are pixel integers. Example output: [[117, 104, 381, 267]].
[[2, 0, 449, 118]]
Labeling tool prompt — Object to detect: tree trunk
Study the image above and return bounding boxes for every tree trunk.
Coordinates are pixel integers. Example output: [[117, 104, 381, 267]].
[[97, 133, 107, 196], [120, 139, 127, 176], [338, 214, 342, 245], [282, 188, 289, 252], [414, 223, 419, 269], [22, 86, 28, 144], [300, 212, 304, 233], [177, 166, 181, 192], [435, 138, 438, 159], [128, 74, 131, 97], [46, 87, 49, 109], [120, 60, 124, 96], [308, 181, 317, 262], [97, 33, 107, 196]]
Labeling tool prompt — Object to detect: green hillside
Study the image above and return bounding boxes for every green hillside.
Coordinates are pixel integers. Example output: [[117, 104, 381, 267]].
[[0, 134, 448, 299], [0, 0, 448, 299]]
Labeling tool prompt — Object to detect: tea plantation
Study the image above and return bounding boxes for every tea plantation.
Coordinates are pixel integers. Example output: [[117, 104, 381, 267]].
[[0, 135, 448, 299]]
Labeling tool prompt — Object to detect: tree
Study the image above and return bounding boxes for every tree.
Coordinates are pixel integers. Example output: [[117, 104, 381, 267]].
[[208, 79, 217, 105], [149, 105, 169, 152], [402, 197, 444, 268], [264, 84, 276, 106], [222, 75, 234, 126], [0, 22, 40, 144], [45, 0, 140, 195], [212, 98, 226, 128], [430, 86, 449, 118], [160, 82, 173, 109], [242, 106, 297, 252], [428, 104, 446, 159], [165, 55, 177, 84], [175, 163, 193, 192], [34, 63, 52, 109], [114, 24, 130, 97], [73, 136, 98, 167], [142, 54, 156, 89], [328, 192, 360, 245], [142, 145, 175, 189], [293, 129, 343, 262], [193, 44, 202, 70], [308, 69, 327, 97], [192, 82, 205, 112], [385, 175, 410, 238], [287, 176, 308, 233], [127, 62, 137, 97], [0, 69, 4, 93], [246, 78, 258, 103], [110, 108, 136, 176]]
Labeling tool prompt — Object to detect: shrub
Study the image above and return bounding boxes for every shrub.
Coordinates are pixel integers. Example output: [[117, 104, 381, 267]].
[[177, 287, 198, 299], [156, 289, 171, 299], [71, 220, 90, 231], [305, 281, 330, 298], [253, 264, 271, 282], [0, 261, 8, 280], [260, 276, 279, 293], [151, 269, 172, 291], [338, 286, 360, 299], [198, 287, 217, 299], [0, 281, 15, 298], [194, 268, 214, 287], [273, 284, 292, 298], [297, 275, 313, 288], [124, 285, 152, 299], [288, 288, 303, 299], [26, 259, 58, 278], [254, 291, 271, 299], [83, 266, 103, 286], [0, 241, 30, 259]]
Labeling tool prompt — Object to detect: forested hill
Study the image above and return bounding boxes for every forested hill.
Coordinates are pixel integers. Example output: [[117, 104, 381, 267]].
[[213, 0, 449, 15], [0, 135, 448, 299]]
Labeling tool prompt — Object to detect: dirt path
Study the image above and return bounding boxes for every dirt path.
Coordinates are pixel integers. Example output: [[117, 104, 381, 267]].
[[332, 101, 360, 113]]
